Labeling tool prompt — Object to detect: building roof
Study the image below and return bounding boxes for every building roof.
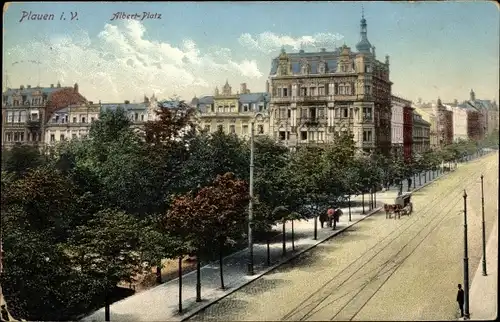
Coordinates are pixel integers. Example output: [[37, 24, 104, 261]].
[[100, 103, 147, 113], [2, 85, 73, 106], [269, 54, 340, 76]]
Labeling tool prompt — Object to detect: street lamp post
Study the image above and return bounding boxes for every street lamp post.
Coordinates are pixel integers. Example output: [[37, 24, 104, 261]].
[[480, 175, 487, 276], [463, 190, 470, 320], [247, 122, 255, 276]]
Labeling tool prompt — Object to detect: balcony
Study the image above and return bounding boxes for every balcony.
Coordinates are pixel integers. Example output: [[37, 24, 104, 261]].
[[292, 95, 332, 103], [26, 119, 42, 129]]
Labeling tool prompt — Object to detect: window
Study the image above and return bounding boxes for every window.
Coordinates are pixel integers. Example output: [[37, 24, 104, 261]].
[[229, 125, 236, 134], [91, 117, 95, 122], [50, 134, 55, 142], [309, 131, 315, 141], [242, 125, 248, 135], [224, 105, 229, 113], [318, 108, 325, 118], [283, 88, 288, 97], [309, 108, 316, 120], [204, 124, 211, 132], [301, 88, 308, 96], [210, 105, 215, 112], [343, 108, 349, 118], [318, 87, 325, 96], [363, 130, 372, 142], [310, 87, 316, 96], [217, 125, 223, 132], [258, 125, 264, 134], [82, 117, 86, 123], [301, 131, 307, 140], [55, 115, 60, 123], [258, 105, 263, 112], [20, 132, 24, 141], [13, 133, 19, 141], [363, 107, 373, 120], [230, 105, 236, 112], [287, 110, 292, 118], [6, 133, 12, 141], [218, 105, 223, 112], [72, 133, 77, 139], [243, 104, 249, 112], [341, 65, 347, 72], [279, 131, 286, 140], [318, 131, 324, 141], [141, 115, 144, 121], [334, 84, 339, 95], [73, 117, 77, 123], [7, 112, 14, 123], [17, 112, 22, 123], [60, 134, 65, 141]]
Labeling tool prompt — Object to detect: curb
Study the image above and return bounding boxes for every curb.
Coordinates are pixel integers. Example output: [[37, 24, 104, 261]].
[[179, 206, 383, 321]]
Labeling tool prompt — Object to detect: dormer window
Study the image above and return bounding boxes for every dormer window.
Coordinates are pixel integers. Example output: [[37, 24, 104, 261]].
[[318, 61, 326, 74], [243, 104, 249, 112]]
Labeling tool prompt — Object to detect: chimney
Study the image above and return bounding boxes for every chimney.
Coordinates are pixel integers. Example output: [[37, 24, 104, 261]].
[[89, 101, 93, 105], [265, 80, 270, 93], [57, 81, 61, 88], [240, 83, 247, 94], [74, 83, 79, 93], [124, 100, 130, 104], [51, 84, 54, 88], [27, 85, 31, 89], [20, 85, 24, 90]]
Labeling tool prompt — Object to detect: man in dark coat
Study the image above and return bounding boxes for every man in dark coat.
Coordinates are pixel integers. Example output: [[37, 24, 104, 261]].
[[456, 284, 465, 318]]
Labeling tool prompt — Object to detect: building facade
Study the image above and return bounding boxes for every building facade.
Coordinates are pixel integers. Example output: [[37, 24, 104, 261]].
[[403, 104, 414, 161], [2, 82, 87, 149], [390, 95, 405, 149], [412, 111, 431, 155], [193, 82, 270, 140], [268, 13, 393, 154], [436, 99, 453, 147], [44, 103, 100, 145], [413, 104, 438, 148], [447, 103, 468, 142]]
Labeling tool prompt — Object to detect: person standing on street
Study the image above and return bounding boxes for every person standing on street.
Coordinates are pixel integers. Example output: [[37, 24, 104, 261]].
[[457, 284, 465, 318]]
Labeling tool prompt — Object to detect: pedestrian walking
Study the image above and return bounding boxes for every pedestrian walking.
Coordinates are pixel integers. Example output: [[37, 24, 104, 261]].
[[456, 284, 465, 318]]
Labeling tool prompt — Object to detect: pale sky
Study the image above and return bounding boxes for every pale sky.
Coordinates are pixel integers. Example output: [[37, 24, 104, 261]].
[[3, 1, 499, 104]]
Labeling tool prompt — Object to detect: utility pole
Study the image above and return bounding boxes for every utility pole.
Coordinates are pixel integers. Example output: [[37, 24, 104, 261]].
[[480, 175, 487, 276], [247, 122, 255, 276], [463, 190, 470, 320]]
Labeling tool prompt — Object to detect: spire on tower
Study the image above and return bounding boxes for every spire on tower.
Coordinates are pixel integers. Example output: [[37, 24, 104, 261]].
[[355, 6, 372, 53]]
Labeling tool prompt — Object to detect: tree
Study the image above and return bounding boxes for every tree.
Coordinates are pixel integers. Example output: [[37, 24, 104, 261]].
[[4, 166, 77, 242], [1, 144, 45, 178], [68, 209, 145, 321], [164, 172, 249, 300], [180, 129, 249, 192]]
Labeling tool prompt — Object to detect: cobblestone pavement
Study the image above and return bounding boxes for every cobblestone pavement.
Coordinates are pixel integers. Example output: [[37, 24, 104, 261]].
[[188, 152, 498, 322]]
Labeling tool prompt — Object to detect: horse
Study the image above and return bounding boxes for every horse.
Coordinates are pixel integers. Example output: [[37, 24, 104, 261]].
[[319, 208, 342, 229]]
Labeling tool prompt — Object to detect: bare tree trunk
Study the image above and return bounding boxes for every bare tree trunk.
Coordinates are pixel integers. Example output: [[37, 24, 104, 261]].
[[196, 255, 201, 302], [266, 237, 271, 266], [178, 257, 182, 313], [156, 260, 162, 284], [282, 219, 286, 256], [104, 287, 110, 321], [291, 219, 295, 251], [219, 239, 225, 290], [362, 193, 365, 214]]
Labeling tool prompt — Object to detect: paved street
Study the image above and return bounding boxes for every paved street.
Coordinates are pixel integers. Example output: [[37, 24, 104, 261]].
[[188, 152, 498, 321]]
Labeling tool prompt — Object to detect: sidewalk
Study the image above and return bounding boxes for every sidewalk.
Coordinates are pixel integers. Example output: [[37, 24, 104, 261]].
[[82, 162, 456, 322], [467, 219, 498, 320]]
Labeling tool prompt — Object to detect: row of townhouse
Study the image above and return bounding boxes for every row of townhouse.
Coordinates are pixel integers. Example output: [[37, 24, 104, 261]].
[[1, 83, 176, 148], [412, 89, 498, 150]]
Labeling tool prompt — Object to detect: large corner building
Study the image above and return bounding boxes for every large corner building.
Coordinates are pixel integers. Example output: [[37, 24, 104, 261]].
[[268, 12, 393, 154]]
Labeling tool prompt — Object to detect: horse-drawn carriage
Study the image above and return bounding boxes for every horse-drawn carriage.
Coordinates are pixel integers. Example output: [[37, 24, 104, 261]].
[[384, 193, 413, 219]]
